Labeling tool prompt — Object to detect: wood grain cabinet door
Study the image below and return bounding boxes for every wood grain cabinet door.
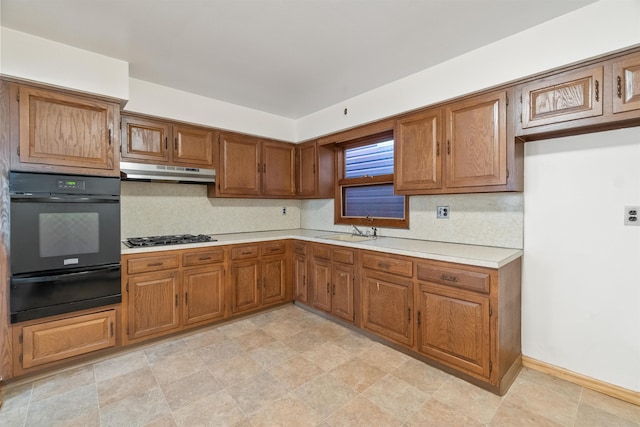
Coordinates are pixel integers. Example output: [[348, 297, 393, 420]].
[[395, 108, 443, 193], [293, 253, 308, 303], [262, 256, 287, 305], [173, 125, 213, 166], [128, 272, 180, 340], [332, 264, 355, 323], [445, 91, 507, 188], [183, 265, 225, 326], [219, 134, 261, 196], [21, 310, 116, 369], [416, 283, 490, 379], [310, 259, 332, 312], [612, 53, 640, 114], [361, 271, 413, 347], [297, 142, 317, 196], [17, 85, 118, 172], [262, 140, 296, 197], [520, 66, 604, 128], [121, 115, 171, 163], [230, 259, 260, 314]]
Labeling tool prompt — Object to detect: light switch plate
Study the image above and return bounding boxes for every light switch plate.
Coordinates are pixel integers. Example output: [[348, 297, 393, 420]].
[[624, 206, 639, 226]]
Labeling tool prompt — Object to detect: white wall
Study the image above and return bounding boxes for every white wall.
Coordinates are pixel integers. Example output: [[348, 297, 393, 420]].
[[0, 27, 129, 100], [296, 0, 640, 141], [523, 127, 640, 391]]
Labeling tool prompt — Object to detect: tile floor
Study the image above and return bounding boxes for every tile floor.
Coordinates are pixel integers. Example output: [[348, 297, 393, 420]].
[[0, 304, 639, 427]]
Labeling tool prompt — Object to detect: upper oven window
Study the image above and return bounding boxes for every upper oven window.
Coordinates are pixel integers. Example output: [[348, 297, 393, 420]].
[[39, 212, 100, 257]]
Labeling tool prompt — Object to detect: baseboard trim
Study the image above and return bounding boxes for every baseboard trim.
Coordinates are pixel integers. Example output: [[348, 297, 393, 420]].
[[522, 356, 640, 406]]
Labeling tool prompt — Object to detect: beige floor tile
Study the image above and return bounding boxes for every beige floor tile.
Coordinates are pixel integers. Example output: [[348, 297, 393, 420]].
[[391, 357, 449, 394], [0, 405, 28, 427], [261, 316, 306, 340], [159, 369, 222, 411], [232, 328, 276, 351], [97, 366, 157, 407], [325, 395, 403, 427], [269, 354, 324, 389], [361, 373, 430, 422], [206, 354, 264, 388], [490, 400, 564, 426], [143, 338, 190, 364], [0, 382, 32, 413], [144, 414, 177, 426], [25, 383, 100, 427], [226, 371, 289, 415], [300, 342, 355, 371], [248, 341, 297, 370], [312, 321, 352, 341], [356, 342, 412, 373], [99, 387, 170, 427], [431, 376, 504, 424], [580, 388, 640, 423], [250, 394, 323, 427], [172, 390, 247, 426], [93, 350, 148, 382], [281, 329, 324, 352], [329, 357, 386, 392], [405, 398, 484, 427], [330, 331, 376, 355], [574, 403, 640, 427], [196, 338, 245, 365], [182, 327, 227, 350], [149, 350, 208, 385], [30, 365, 95, 403], [217, 318, 259, 338], [293, 373, 358, 418]]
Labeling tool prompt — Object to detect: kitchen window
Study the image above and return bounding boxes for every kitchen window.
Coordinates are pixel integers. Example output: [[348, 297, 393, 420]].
[[335, 131, 408, 228]]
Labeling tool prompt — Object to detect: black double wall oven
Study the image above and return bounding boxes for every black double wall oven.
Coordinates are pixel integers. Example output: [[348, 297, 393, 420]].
[[9, 172, 122, 323]]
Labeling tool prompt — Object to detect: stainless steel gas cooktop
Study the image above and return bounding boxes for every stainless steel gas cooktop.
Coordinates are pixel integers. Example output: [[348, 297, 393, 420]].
[[123, 234, 216, 248]]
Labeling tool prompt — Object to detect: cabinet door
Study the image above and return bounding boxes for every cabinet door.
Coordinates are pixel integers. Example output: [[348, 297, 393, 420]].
[[297, 142, 317, 196], [521, 66, 603, 128], [17, 85, 118, 173], [262, 255, 287, 305], [219, 134, 261, 196], [293, 254, 308, 303], [395, 108, 443, 192], [128, 272, 180, 340], [332, 264, 355, 323], [183, 265, 225, 326], [612, 53, 640, 114], [230, 259, 260, 314], [361, 271, 413, 347], [21, 310, 116, 369], [310, 259, 332, 312], [121, 115, 171, 163], [445, 91, 507, 188], [417, 283, 490, 378], [263, 140, 296, 197], [173, 125, 214, 166]]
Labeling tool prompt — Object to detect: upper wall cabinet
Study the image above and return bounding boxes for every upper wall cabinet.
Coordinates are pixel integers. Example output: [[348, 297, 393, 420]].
[[121, 114, 214, 168], [210, 133, 295, 198], [296, 141, 335, 199], [9, 83, 120, 177], [516, 51, 640, 140], [395, 90, 521, 195]]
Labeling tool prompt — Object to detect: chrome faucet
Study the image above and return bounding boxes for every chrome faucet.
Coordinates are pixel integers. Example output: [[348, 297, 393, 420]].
[[352, 225, 367, 237]]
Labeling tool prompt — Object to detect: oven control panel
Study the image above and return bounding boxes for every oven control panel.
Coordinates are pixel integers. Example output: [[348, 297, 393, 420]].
[[56, 179, 86, 190]]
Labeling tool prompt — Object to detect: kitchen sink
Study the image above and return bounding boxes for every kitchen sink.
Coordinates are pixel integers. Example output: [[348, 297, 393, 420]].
[[318, 234, 376, 242]]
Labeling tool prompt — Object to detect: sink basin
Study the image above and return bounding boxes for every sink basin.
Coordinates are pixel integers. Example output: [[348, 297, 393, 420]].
[[318, 234, 375, 242]]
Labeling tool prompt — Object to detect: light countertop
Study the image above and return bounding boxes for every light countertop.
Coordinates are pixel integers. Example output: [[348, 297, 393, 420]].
[[121, 229, 522, 269]]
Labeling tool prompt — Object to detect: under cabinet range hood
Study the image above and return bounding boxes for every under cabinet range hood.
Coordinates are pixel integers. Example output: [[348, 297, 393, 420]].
[[120, 162, 216, 184]]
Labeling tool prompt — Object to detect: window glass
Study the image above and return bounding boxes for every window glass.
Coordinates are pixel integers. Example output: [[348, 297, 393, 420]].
[[345, 140, 394, 178], [343, 184, 405, 219]]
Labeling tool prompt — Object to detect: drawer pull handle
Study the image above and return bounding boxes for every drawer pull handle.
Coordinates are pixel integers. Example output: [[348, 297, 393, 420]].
[[440, 274, 459, 282], [109, 322, 114, 337], [198, 256, 212, 261], [617, 76, 622, 98], [326, 283, 330, 294], [378, 262, 390, 269], [269, 248, 280, 252], [332, 284, 336, 296], [241, 251, 253, 255], [147, 262, 163, 267], [595, 80, 600, 102]]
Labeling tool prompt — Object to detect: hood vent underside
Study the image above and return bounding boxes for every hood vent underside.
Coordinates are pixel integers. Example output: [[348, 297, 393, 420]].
[[120, 161, 216, 184]]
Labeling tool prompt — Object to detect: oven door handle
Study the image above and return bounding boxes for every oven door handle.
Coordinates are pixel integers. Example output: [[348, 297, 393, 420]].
[[11, 266, 121, 284], [10, 194, 119, 203]]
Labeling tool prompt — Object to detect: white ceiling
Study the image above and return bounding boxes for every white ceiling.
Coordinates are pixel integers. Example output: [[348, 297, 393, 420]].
[[1, 0, 597, 118]]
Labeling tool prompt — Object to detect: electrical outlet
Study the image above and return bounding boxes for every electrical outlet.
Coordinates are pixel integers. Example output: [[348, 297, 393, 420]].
[[624, 206, 639, 226], [282, 207, 287, 215], [437, 206, 449, 219]]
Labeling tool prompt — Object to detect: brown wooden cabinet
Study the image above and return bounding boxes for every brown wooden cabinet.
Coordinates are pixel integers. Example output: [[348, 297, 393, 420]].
[[183, 265, 225, 326], [309, 244, 356, 323], [612, 52, 640, 114], [9, 83, 120, 176], [121, 114, 214, 168], [127, 270, 180, 340], [292, 242, 309, 303], [214, 133, 296, 198], [296, 141, 335, 198], [230, 241, 288, 315], [361, 252, 414, 347]]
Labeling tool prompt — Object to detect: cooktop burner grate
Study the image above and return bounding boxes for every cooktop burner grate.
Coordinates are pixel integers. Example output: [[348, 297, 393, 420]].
[[123, 234, 216, 247]]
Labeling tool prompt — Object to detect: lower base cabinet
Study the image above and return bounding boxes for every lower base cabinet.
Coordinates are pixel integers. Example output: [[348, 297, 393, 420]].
[[183, 265, 225, 326], [309, 244, 356, 323]]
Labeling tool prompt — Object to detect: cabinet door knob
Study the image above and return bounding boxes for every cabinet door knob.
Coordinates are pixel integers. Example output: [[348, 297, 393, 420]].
[[617, 76, 622, 98]]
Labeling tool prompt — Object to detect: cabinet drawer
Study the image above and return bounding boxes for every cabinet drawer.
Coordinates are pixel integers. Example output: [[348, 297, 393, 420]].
[[362, 253, 413, 277], [313, 245, 331, 260], [183, 248, 224, 267], [417, 263, 490, 294], [332, 248, 354, 265], [128, 254, 180, 274], [293, 242, 307, 255], [261, 242, 286, 256], [231, 245, 260, 260]]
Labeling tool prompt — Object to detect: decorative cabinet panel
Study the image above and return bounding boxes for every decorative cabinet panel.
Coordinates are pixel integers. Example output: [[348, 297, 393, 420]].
[[127, 271, 180, 340], [520, 66, 604, 128], [262, 140, 295, 197], [296, 141, 335, 198], [11, 84, 120, 176], [173, 125, 214, 166], [183, 265, 225, 325], [230, 258, 261, 314], [309, 245, 356, 323], [612, 53, 640, 114]]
